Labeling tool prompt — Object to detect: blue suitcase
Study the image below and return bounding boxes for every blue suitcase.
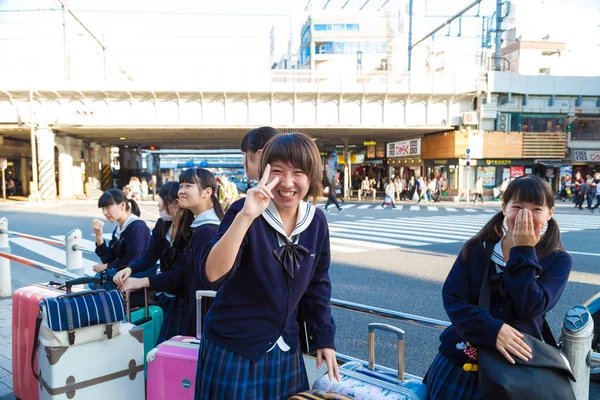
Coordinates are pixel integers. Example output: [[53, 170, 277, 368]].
[[313, 323, 428, 400]]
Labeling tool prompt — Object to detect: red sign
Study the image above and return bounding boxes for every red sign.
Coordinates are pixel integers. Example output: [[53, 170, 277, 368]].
[[510, 166, 524, 178], [1, 158, 6, 170]]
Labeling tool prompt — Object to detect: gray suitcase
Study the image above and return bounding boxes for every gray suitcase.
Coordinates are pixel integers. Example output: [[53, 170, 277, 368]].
[[313, 323, 428, 400]]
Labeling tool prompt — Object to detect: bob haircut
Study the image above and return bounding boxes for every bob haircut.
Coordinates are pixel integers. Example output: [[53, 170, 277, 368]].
[[464, 175, 562, 260], [241, 126, 280, 153], [259, 132, 322, 200]]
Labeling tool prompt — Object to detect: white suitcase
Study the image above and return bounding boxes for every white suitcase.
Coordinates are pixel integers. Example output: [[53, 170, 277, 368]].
[[38, 322, 145, 400]]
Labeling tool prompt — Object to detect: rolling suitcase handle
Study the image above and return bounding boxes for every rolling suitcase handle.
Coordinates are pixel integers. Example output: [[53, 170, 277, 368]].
[[126, 288, 151, 325], [65, 276, 104, 293], [367, 323, 405, 381], [196, 290, 217, 339]]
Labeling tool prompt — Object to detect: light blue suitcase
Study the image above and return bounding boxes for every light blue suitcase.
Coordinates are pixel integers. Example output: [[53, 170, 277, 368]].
[[313, 323, 428, 400]]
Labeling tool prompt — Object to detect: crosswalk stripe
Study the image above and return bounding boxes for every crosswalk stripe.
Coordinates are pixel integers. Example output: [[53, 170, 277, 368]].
[[330, 231, 429, 246], [410, 206, 420, 211], [330, 245, 364, 253], [329, 222, 470, 241], [357, 205, 371, 209], [329, 237, 398, 249], [393, 206, 404, 211], [330, 226, 458, 244], [380, 218, 481, 232], [356, 220, 478, 235], [464, 209, 477, 212], [484, 209, 497, 213], [445, 207, 458, 212], [427, 206, 439, 211], [341, 204, 355, 209]]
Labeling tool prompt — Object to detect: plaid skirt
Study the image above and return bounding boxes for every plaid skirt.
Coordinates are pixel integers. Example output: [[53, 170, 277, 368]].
[[157, 293, 188, 343], [195, 337, 309, 400], [423, 352, 479, 400]]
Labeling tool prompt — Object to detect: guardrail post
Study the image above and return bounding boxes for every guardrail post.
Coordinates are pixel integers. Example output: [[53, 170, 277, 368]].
[[0, 217, 11, 298], [65, 228, 84, 275], [562, 304, 594, 400]]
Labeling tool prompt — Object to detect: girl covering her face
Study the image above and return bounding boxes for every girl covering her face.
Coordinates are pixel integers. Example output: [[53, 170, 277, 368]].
[[424, 176, 571, 400]]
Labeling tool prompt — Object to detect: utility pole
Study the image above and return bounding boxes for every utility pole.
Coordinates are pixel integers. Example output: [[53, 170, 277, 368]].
[[407, 0, 413, 71], [494, 0, 503, 71], [61, 0, 70, 80]]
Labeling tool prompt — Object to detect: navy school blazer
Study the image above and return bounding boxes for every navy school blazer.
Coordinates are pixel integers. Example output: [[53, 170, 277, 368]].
[[95, 219, 150, 271], [199, 199, 336, 362], [439, 240, 572, 364]]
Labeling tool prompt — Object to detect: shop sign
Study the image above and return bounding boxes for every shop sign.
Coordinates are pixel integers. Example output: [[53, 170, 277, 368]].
[[573, 150, 600, 162], [386, 138, 421, 158], [433, 160, 448, 165], [486, 159, 512, 166], [510, 166, 525, 178]]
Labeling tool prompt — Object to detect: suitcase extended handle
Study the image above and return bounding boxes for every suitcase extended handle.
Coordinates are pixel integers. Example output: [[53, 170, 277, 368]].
[[196, 290, 217, 339], [65, 276, 103, 293], [367, 323, 405, 381], [126, 288, 150, 325]]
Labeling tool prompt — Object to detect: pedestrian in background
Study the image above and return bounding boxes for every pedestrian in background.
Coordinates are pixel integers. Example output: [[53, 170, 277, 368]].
[[424, 175, 571, 399], [473, 177, 484, 203]]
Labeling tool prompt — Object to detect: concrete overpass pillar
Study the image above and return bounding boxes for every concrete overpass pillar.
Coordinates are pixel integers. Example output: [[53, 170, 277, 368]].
[[35, 127, 57, 200], [99, 146, 112, 190], [343, 139, 351, 199], [54, 136, 84, 198], [20, 157, 29, 195]]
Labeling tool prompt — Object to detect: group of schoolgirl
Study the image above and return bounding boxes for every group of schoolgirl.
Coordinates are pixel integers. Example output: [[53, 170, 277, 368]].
[[88, 123, 572, 400], [91, 126, 340, 399]]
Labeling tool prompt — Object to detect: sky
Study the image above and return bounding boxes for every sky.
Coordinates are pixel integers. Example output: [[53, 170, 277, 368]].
[[0, 0, 598, 85]]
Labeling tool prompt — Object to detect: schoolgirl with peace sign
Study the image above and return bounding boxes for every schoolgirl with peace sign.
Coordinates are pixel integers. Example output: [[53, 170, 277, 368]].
[[195, 132, 339, 399]]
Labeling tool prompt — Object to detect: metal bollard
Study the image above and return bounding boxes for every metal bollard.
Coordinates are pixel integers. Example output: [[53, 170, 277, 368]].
[[65, 228, 84, 275], [562, 305, 594, 400], [0, 217, 11, 298]]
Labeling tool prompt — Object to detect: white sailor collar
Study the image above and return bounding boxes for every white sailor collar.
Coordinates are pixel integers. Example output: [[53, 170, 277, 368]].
[[191, 208, 221, 228], [115, 214, 141, 240], [261, 200, 316, 241]]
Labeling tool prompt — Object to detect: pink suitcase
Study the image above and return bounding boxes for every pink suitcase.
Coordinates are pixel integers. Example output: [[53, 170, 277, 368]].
[[146, 290, 216, 400], [12, 282, 72, 400]]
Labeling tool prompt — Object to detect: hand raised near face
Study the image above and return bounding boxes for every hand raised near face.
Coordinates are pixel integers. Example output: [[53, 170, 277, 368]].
[[241, 164, 279, 220]]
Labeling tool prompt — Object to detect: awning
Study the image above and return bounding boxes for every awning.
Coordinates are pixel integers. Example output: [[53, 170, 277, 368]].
[[534, 159, 566, 167]]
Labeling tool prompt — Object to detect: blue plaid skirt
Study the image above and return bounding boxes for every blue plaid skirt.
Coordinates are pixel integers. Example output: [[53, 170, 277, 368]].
[[195, 337, 309, 400], [424, 352, 479, 400], [157, 294, 187, 343]]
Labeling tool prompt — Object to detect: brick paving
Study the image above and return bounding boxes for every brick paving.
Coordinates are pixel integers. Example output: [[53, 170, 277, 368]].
[[0, 298, 16, 400]]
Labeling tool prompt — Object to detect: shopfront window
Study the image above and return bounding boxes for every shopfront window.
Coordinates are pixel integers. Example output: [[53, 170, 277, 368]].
[[477, 166, 496, 187], [571, 119, 600, 140], [510, 114, 565, 132]]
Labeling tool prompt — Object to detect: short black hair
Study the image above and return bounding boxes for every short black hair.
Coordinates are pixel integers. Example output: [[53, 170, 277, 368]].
[[241, 126, 280, 153]]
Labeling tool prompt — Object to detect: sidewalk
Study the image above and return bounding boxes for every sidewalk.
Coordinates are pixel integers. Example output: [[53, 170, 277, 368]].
[[0, 299, 15, 400]]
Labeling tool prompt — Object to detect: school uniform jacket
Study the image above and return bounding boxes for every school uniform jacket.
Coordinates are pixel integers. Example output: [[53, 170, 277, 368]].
[[128, 218, 188, 297], [199, 198, 336, 362], [439, 239, 572, 365], [95, 216, 150, 271]]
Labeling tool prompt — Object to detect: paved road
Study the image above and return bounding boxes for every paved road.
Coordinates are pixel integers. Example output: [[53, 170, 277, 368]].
[[1, 199, 599, 398]]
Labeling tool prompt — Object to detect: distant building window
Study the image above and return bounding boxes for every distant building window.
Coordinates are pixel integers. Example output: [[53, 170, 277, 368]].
[[571, 119, 600, 140], [313, 23, 360, 32], [313, 41, 386, 55], [539, 68, 551, 75], [314, 24, 331, 31]]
